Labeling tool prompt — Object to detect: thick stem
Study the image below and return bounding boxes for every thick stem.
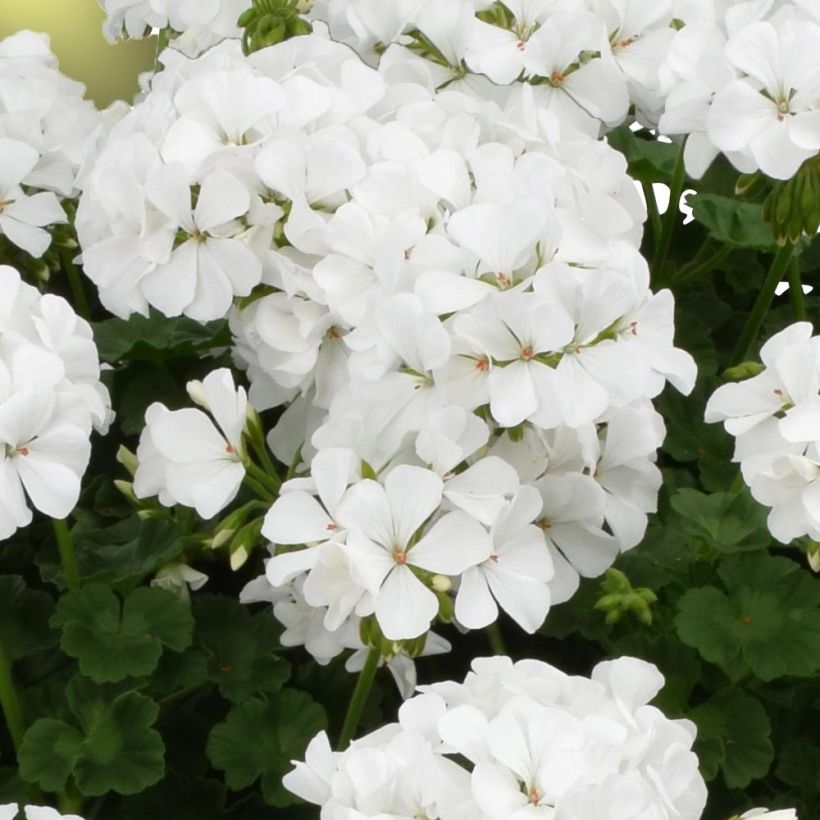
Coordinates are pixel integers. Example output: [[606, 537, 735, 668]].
[[62, 250, 91, 321], [246, 462, 279, 496], [249, 438, 281, 492], [338, 648, 380, 749], [652, 139, 687, 284], [642, 182, 661, 246], [0, 634, 25, 751], [787, 258, 806, 321], [731, 244, 794, 366], [242, 474, 275, 503], [485, 622, 508, 656], [53, 518, 80, 591]]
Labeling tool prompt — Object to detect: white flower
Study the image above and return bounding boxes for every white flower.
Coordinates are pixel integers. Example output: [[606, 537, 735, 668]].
[[338, 465, 491, 640], [142, 166, 261, 320], [287, 655, 708, 820], [0, 138, 66, 257], [708, 19, 820, 179], [455, 486, 553, 633], [134, 368, 247, 519]]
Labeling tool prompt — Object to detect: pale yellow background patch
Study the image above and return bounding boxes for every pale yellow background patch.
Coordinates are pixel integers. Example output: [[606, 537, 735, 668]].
[[0, 0, 157, 106]]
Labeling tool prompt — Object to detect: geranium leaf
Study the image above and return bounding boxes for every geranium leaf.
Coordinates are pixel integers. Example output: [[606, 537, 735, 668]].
[[18, 719, 83, 791], [68, 679, 165, 796], [689, 192, 776, 250], [19, 677, 165, 796], [670, 488, 770, 553], [206, 690, 327, 807], [52, 584, 194, 682], [689, 688, 773, 788], [194, 595, 290, 702], [676, 554, 820, 680], [0, 575, 57, 661], [607, 127, 678, 183], [93, 313, 230, 364]]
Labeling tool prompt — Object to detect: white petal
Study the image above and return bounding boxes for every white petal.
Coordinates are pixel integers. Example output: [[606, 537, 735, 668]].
[[375, 565, 439, 640], [194, 171, 251, 232], [262, 492, 335, 545], [384, 465, 444, 547], [410, 510, 491, 575], [454, 565, 498, 630]]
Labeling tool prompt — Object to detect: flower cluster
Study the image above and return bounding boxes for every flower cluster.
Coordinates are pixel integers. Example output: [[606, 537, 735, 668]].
[[0, 31, 101, 258], [308, 0, 820, 180], [1, 804, 84, 819], [706, 322, 820, 544], [0, 265, 112, 540], [658, 1, 820, 180], [107, 20, 696, 660], [97, 0, 248, 55], [285, 655, 709, 820]]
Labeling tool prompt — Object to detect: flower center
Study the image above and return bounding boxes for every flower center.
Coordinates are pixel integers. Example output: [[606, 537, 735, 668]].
[[475, 355, 489, 372], [521, 345, 534, 360], [392, 546, 408, 564], [537, 517, 551, 530]]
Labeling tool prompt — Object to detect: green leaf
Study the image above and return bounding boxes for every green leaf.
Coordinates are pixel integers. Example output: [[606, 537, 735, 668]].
[[18, 719, 84, 791], [607, 127, 678, 182], [20, 677, 165, 796], [0, 575, 57, 660], [689, 688, 773, 788], [53, 584, 194, 682], [675, 586, 740, 667], [676, 554, 820, 680], [39, 515, 183, 591], [689, 192, 776, 250], [776, 739, 820, 797], [670, 488, 770, 553], [194, 595, 290, 702], [71, 682, 165, 795], [207, 689, 327, 807], [93, 312, 230, 364]]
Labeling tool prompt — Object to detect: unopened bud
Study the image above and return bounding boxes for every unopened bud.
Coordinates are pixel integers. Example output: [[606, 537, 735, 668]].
[[186, 379, 207, 408], [431, 574, 451, 593], [808, 543, 820, 573], [114, 479, 138, 504], [116, 445, 139, 476], [211, 528, 235, 549], [294, 0, 314, 12], [230, 546, 249, 571]]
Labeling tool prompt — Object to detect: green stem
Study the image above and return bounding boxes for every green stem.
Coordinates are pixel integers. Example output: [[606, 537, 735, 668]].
[[243, 474, 275, 503], [731, 244, 794, 365], [787, 258, 806, 321], [0, 633, 25, 751], [249, 437, 281, 492], [53, 518, 80, 591], [62, 249, 91, 321], [246, 462, 279, 496], [641, 182, 661, 246], [672, 244, 732, 285], [652, 139, 687, 283], [338, 648, 380, 749], [485, 622, 508, 656]]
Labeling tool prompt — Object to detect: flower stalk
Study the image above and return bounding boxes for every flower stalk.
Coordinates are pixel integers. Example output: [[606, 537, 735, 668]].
[[53, 518, 80, 591], [338, 647, 380, 749]]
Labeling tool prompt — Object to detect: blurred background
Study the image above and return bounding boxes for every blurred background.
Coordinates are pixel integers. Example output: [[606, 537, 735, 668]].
[[0, 0, 157, 106]]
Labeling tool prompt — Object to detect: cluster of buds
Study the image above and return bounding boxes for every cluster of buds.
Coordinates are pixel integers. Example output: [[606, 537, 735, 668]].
[[763, 155, 820, 245], [594, 568, 658, 625], [237, 0, 312, 53]]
